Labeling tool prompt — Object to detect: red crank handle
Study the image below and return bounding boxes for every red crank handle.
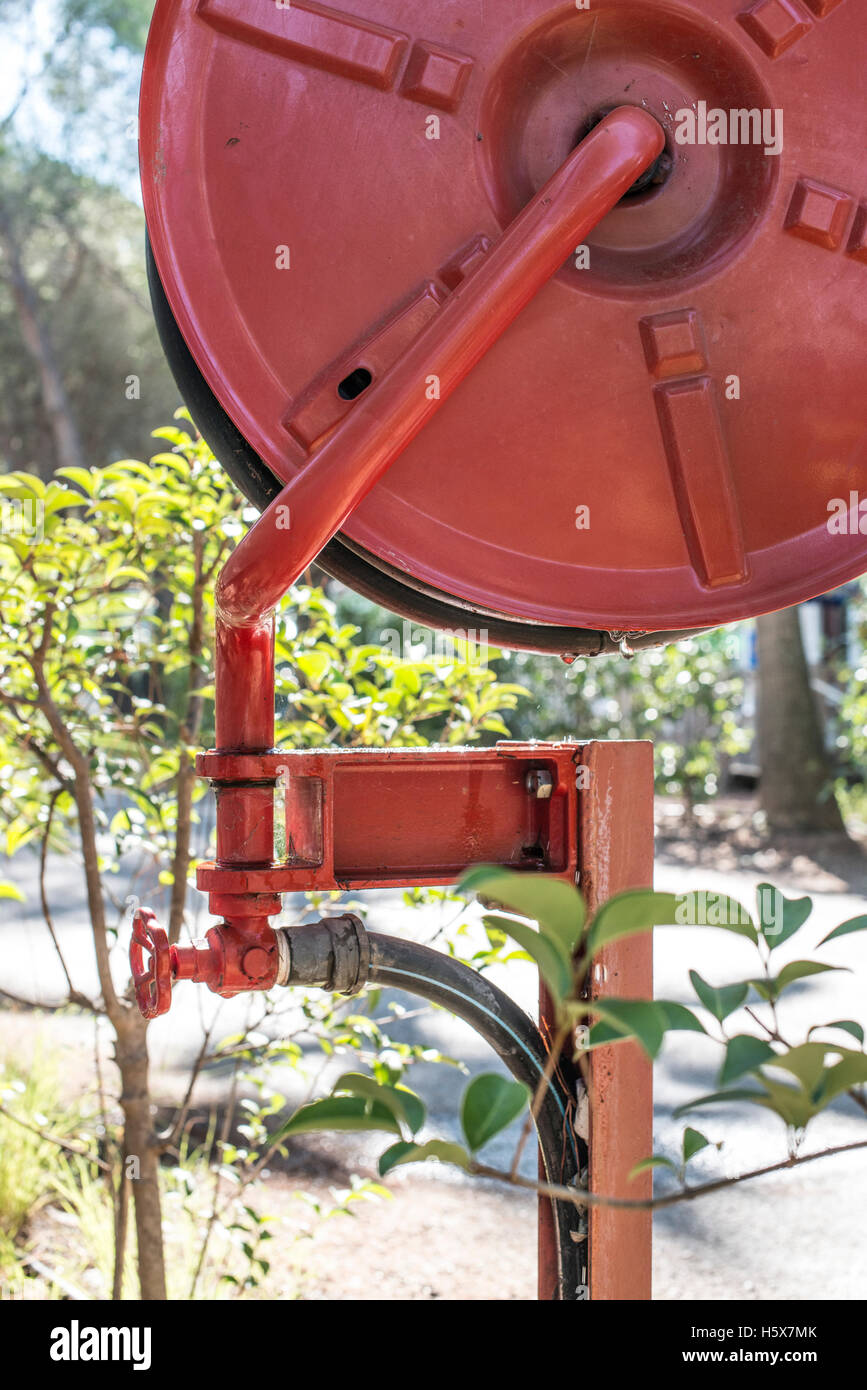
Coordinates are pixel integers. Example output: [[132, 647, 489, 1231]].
[[217, 106, 665, 629]]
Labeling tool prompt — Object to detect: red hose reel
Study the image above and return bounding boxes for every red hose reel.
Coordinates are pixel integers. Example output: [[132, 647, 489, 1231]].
[[141, 0, 867, 637], [132, 0, 867, 1019]]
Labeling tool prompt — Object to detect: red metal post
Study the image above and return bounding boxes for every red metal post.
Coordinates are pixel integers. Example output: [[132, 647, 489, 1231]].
[[578, 740, 655, 1301]]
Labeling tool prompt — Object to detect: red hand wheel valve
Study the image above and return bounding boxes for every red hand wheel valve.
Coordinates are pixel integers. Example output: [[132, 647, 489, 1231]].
[[130, 907, 172, 1019], [129, 910, 280, 1016]]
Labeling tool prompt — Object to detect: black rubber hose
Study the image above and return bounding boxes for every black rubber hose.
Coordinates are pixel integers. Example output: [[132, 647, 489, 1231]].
[[366, 932, 586, 1300]]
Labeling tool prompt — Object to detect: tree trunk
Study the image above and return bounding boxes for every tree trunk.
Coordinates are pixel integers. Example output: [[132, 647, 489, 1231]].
[[114, 1012, 168, 1300], [0, 205, 86, 479], [756, 605, 846, 834], [33, 637, 169, 1301]]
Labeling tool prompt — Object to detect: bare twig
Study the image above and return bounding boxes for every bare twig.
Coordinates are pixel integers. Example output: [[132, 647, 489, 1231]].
[[39, 789, 79, 1001], [0, 1101, 110, 1173], [189, 1062, 240, 1298], [471, 1136, 867, 1212], [157, 1016, 217, 1153], [511, 1019, 571, 1180]]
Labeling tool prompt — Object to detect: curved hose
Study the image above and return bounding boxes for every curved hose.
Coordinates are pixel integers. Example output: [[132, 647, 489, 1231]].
[[366, 932, 586, 1300]]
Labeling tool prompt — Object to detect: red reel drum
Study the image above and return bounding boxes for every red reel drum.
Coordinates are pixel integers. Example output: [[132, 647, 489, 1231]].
[[140, 0, 867, 647]]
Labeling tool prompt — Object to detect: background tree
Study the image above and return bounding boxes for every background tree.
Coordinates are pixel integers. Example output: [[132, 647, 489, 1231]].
[[756, 607, 846, 834], [0, 0, 174, 480]]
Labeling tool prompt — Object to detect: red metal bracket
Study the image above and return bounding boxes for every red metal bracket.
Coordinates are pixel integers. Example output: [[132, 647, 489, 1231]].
[[195, 742, 581, 906]]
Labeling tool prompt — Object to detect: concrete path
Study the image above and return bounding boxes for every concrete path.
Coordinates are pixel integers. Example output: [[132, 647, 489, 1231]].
[[2, 839, 866, 1299]]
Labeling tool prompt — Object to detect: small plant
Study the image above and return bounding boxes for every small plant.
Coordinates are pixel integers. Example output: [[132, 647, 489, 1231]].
[[265, 874, 867, 1214], [0, 423, 526, 1299]]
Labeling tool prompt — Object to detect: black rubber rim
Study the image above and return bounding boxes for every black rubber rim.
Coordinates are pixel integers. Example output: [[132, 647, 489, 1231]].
[[146, 237, 705, 657]]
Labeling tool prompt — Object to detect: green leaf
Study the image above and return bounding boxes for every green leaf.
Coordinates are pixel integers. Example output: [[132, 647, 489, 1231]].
[[682, 1127, 712, 1164], [812, 1050, 867, 1106], [753, 1079, 818, 1130], [482, 914, 572, 1004], [585, 890, 680, 956], [296, 650, 331, 688], [43, 487, 88, 515], [808, 1019, 865, 1047], [276, 1095, 403, 1140], [332, 1073, 425, 1136], [589, 999, 669, 1059], [378, 1139, 471, 1177], [756, 883, 812, 950], [580, 999, 703, 1056], [766, 1043, 831, 1094], [56, 467, 96, 496], [460, 1074, 530, 1153], [673, 1088, 769, 1118], [689, 970, 748, 1023], [720, 1035, 776, 1086], [818, 914, 867, 947], [655, 1000, 707, 1034], [629, 1155, 678, 1180], [670, 891, 757, 941], [462, 866, 585, 961], [751, 960, 844, 1003], [580, 1018, 631, 1051]]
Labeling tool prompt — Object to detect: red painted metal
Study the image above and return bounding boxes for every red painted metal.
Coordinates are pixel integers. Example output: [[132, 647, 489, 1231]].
[[130, 911, 280, 1009], [142, 0, 867, 635], [186, 103, 664, 1000], [130, 737, 655, 1296], [131, 742, 583, 1002], [197, 743, 579, 892], [579, 741, 655, 1302], [141, 100, 663, 1016], [213, 105, 663, 627], [130, 909, 172, 1019]]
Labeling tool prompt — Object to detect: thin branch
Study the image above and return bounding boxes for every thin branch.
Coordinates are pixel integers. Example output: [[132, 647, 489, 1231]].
[[0, 986, 82, 1013], [189, 1061, 240, 1298], [744, 1005, 779, 1041], [26, 604, 122, 1022], [471, 1136, 867, 1212], [38, 789, 78, 1000], [156, 1016, 217, 1153], [511, 1019, 571, 1180], [0, 1101, 111, 1173]]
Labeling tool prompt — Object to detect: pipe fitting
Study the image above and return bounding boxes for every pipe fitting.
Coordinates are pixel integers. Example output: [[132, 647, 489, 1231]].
[[276, 914, 370, 996]]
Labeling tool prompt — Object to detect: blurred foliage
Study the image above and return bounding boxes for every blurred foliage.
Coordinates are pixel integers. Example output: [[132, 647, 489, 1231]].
[[0, 0, 172, 483], [0, 1046, 75, 1244], [0, 420, 527, 907], [497, 628, 750, 809], [837, 586, 867, 773], [0, 422, 521, 1298], [0, 1034, 390, 1299], [0, 146, 179, 478]]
